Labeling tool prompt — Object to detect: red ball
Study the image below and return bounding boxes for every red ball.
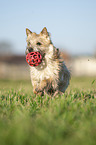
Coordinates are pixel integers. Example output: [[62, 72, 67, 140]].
[[26, 52, 42, 66]]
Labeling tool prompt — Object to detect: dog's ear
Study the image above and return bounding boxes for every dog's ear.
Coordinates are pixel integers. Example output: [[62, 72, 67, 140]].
[[26, 28, 32, 36], [41, 27, 49, 36]]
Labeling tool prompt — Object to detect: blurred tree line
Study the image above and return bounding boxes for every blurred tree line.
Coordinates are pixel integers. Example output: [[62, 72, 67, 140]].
[[0, 41, 13, 55]]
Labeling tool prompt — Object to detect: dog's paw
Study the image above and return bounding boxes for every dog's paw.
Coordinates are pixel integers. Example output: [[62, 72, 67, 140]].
[[33, 90, 38, 94], [34, 88, 44, 96]]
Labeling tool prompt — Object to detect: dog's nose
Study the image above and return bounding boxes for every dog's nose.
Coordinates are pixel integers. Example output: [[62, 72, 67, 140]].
[[28, 47, 33, 52], [25, 47, 33, 55]]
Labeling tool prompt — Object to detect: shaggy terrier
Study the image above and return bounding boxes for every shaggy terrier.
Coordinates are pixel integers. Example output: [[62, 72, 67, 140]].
[[26, 27, 70, 96]]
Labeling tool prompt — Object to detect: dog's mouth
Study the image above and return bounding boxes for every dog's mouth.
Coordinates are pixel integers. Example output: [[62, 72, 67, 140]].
[[25, 47, 45, 59], [26, 47, 47, 69]]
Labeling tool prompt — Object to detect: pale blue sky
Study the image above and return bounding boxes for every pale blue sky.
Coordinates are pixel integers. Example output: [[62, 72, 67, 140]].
[[0, 0, 96, 55]]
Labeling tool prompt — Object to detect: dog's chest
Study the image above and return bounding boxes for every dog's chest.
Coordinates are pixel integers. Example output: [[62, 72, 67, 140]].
[[30, 60, 59, 82]]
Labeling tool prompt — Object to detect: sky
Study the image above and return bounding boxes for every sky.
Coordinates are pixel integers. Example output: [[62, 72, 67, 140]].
[[0, 0, 96, 55]]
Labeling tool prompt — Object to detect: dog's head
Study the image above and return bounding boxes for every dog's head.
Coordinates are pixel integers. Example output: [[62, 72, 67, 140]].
[[26, 27, 52, 57]]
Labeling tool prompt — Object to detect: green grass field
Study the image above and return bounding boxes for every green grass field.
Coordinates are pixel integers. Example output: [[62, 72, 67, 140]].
[[0, 77, 96, 145]]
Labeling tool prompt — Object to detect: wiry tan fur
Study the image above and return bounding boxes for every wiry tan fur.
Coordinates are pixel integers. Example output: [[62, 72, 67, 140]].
[[26, 27, 70, 96]]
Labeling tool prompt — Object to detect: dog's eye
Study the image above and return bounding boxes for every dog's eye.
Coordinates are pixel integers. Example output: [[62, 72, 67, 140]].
[[36, 42, 42, 46]]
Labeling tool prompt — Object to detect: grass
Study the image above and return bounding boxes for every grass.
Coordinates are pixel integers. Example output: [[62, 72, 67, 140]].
[[0, 77, 96, 145]]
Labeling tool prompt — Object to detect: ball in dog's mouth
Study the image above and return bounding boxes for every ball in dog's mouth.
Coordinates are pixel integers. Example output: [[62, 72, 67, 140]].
[[26, 51, 42, 66]]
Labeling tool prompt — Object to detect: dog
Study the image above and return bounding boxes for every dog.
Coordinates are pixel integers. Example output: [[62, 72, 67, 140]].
[[26, 27, 70, 96]]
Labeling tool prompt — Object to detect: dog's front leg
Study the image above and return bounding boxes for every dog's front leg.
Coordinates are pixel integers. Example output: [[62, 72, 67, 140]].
[[33, 80, 47, 96]]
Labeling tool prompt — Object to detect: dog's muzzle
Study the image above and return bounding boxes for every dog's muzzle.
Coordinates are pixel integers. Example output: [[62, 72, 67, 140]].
[[25, 47, 33, 55], [25, 47, 45, 59]]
